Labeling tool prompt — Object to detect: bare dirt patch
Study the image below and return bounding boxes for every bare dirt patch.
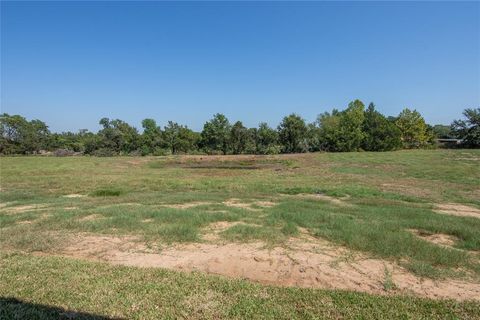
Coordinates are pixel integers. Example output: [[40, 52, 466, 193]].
[[17, 220, 34, 225], [78, 214, 104, 222], [223, 199, 277, 211], [51, 233, 480, 301], [1, 204, 50, 214], [289, 193, 351, 206], [434, 203, 480, 218], [454, 157, 480, 161], [408, 229, 458, 248], [63, 194, 86, 198], [160, 201, 213, 209]]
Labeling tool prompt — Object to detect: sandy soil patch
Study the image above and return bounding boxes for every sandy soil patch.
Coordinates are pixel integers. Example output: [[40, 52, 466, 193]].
[[1, 203, 50, 214], [51, 233, 480, 301], [434, 203, 480, 218], [455, 157, 480, 161], [78, 214, 104, 222], [289, 193, 351, 206], [17, 220, 33, 225], [161, 201, 213, 209], [223, 199, 277, 211], [408, 229, 458, 248], [63, 194, 86, 198]]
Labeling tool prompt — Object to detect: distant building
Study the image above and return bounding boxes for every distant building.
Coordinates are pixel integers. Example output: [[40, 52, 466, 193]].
[[436, 138, 462, 148]]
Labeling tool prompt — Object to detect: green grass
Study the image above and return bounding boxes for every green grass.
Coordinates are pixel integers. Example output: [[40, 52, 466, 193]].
[[1, 253, 479, 320], [1, 150, 480, 317]]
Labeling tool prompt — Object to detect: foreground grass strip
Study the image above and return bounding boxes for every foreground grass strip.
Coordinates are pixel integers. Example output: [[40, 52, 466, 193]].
[[1, 253, 479, 320]]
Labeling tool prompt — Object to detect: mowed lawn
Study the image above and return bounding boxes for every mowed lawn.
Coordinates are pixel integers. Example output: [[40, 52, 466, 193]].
[[1, 149, 480, 319]]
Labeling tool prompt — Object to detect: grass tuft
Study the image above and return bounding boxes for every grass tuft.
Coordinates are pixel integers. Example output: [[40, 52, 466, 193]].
[[90, 188, 124, 197]]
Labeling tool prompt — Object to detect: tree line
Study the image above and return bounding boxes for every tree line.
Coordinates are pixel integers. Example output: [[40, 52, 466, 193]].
[[1, 100, 479, 156]]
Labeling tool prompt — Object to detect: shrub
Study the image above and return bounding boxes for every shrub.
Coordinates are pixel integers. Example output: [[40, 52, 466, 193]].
[[90, 187, 123, 197]]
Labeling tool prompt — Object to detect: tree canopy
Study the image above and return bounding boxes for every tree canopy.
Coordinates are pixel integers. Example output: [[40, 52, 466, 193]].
[[451, 108, 480, 148], [1, 103, 475, 156]]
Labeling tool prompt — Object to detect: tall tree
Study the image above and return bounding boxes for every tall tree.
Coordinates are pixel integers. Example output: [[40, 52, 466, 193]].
[[338, 99, 365, 151], [451, 108, 480, 148], [317, 100, 365, 152], [201, 113, 231, 154], [277, 114, 308, 153], [163, 121, 197, 154], [230, 121, 249, 154], [362, 103, 402, 151], [141, 118, 162, 154], [395, 108, 431, 148], [0, 113, 50, 154], [316, 110, 342, 151], [97, 118, 139, 154], [256, 122, 279, 154]]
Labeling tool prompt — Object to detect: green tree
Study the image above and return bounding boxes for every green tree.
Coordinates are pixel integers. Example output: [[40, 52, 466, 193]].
[[230, 121, 249, 154], [338, 99, 365, 151], [277, 114, 308, 153], [362, 103, 402, 151], [256, 122, 279, 154], [141, 118, 162, 154], [451, 108, 480, 148], [395, 108, 431, 148], [201, 113, 231, 154], [316, 110, 341, 152], [97, 118, 139, 154], [432, 125, 453, 139], [0, 113, 50, 154], [317, 100, 365, 152], [47, 131, 85, 152], [163, 121, 197, 154]]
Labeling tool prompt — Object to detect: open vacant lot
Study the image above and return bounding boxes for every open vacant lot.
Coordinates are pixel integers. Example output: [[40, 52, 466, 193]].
[[1, 149, 480, 319]]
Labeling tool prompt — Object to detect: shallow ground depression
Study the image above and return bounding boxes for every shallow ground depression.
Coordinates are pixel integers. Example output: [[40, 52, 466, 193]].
[[43, 232, 480, 302]]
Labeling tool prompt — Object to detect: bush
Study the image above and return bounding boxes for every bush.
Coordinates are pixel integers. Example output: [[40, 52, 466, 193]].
[[152, 148, 171, 156], [90, 187, 123, 197]]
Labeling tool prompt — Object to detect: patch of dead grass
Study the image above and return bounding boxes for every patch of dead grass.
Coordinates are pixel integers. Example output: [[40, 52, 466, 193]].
[[288, 193, 351, 206], [63, 194, 86, 198], [78, 214, 104, 222], [222, 199, 277, 211], [434, 203, 480, 218], [160, 201, 213, 209], [1, 203, 50, 214]]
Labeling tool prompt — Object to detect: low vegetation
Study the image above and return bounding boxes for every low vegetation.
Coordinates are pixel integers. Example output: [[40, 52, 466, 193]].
[[1, 150, 479, 318]]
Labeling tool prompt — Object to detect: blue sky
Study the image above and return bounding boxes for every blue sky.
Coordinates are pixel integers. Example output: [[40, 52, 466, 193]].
[[1, 1, 479, 133]]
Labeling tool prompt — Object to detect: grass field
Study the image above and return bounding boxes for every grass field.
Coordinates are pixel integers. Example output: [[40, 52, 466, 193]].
[[1, 149, 480, 319]]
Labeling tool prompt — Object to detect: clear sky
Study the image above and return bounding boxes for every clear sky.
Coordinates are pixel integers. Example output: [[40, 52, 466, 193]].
[[1, 1, 479, 133]]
